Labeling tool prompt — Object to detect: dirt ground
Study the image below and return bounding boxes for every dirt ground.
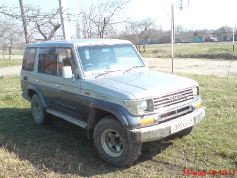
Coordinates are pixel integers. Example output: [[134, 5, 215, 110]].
[[0, 58, 237, 78], [0, 65, 22, 78], [147, 58, 237, 78]]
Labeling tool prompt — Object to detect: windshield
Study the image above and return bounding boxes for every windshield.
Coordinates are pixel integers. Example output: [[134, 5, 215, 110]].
[[77, 44, 145, 77]]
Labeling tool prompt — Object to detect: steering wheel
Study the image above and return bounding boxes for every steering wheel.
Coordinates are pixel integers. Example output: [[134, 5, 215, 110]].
[[83, 63, 95, 70]]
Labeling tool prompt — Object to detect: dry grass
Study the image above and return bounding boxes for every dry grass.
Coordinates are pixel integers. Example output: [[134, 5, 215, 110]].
[[0, 76, 236, 177], [140, 42, 237, 60], [0, 58, 22, 68]]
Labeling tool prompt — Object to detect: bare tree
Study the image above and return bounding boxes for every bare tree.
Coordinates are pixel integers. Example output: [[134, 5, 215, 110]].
[[19, 0, 29, 43], [122, 18, 157, 51], [0, 20, 24, 58], [25, 5, 61, 41], [79, 0, 129, 38], [0, 1, 61, 43]]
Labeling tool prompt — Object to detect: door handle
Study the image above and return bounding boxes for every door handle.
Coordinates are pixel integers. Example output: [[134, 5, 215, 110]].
[[23, 76, 28, 81]]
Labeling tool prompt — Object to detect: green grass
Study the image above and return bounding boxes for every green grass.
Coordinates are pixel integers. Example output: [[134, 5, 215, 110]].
[[0, 76, 236, 177], [0, 58, 22, 68], [140, 42, 237, 60]]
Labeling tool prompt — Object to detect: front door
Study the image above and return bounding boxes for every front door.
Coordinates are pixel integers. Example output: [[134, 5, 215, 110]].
[[51, 48, 87, 120]]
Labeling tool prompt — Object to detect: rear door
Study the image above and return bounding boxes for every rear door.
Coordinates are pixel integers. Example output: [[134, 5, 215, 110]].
[[36, 47, 56, 106]]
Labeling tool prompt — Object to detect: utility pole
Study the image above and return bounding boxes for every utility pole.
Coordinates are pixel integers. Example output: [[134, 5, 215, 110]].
[[19, 0, 29, 44], [171, 1, 174, 74], [233, 27, 235, 52], [171, 0, 187, 74], [58, 0, 71, 40], [76, 21, 81, 38]]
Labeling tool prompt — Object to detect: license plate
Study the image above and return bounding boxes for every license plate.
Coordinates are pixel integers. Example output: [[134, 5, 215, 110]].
[[170, 116, 194, 134]]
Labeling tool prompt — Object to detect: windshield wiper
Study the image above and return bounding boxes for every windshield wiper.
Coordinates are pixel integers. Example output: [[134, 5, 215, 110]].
[[95, 70, 122, 78], [123, 66, 145, 73]]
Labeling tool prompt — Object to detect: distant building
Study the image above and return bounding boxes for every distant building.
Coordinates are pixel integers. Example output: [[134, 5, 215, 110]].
[[212, 26, 236, 41], [133, 26, 236, 45]]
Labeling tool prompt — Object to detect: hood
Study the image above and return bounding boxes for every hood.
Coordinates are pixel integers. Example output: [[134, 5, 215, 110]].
[[86, 70, 198, 99]]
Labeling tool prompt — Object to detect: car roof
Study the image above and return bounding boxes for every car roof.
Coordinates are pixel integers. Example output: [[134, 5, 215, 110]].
[[26, 39, 132, 48]]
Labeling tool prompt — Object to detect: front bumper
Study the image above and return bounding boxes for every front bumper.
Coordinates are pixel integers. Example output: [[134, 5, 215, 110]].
[[128, 107, 206, 143]]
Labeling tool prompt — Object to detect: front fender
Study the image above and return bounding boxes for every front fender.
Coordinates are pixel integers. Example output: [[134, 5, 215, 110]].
[[89, 100, 129, 128]]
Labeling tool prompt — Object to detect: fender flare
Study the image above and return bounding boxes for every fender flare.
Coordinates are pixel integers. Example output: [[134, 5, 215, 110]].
[[87, 99, 131, 138], [27, 85, 48, 108], [90, 99, 129, 127]]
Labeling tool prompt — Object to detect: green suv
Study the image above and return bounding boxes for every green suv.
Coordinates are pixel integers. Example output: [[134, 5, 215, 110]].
[[21, 39, 205, 166]]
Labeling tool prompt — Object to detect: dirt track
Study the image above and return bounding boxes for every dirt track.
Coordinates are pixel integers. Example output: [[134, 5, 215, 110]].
[[0, 65, 22, 78], [0, 58, 237, 78], [147, 58, 237, 78]]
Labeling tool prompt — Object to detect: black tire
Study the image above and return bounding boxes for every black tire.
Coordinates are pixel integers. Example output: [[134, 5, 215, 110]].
[[93, 115, 142, 167], [31, 94, 47, 125]]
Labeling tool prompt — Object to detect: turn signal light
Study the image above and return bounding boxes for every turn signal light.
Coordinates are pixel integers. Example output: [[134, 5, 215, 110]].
[[140, 117, 155, 125], [195, 102, 202, 109]]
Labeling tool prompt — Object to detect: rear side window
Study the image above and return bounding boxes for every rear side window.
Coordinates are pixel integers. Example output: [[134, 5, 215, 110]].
[[22, 47, 36, 71], [38, 54, 55, 75], [38, 48, 55, 75]]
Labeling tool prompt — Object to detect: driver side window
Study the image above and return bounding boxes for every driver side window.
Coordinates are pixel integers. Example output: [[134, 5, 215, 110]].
[[56, 48, 73, 76]]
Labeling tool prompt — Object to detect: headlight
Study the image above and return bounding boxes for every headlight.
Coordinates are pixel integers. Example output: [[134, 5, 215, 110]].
[[192, 86, 199, 99], [124, 99, 153, 115]]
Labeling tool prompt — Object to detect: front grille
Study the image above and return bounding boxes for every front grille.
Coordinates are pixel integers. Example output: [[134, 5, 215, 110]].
[[159, 106, 192, 124], [153, 88, 193, 110]]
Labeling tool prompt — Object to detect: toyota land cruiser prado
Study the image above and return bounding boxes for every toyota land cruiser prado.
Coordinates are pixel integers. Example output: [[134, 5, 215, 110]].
[[21, 39, 205, 166]]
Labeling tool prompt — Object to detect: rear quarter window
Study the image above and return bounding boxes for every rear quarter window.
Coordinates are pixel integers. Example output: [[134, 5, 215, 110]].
[[22, 47, 37, 71]]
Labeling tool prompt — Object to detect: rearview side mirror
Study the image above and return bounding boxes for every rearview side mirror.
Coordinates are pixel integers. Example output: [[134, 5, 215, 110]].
[[62, 66, 73, 79]]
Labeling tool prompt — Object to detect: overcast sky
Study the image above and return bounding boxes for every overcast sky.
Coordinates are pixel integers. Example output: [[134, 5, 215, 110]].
[[1, 0, 237, 32]]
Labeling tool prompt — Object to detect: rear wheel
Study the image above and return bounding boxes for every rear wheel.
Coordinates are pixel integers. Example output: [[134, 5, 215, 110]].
[[93, 115, 142, 166], [31, 94, 47, 125]]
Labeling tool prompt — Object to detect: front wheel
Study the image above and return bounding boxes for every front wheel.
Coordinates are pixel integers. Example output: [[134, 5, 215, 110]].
[[93, 116, 142, 166]]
